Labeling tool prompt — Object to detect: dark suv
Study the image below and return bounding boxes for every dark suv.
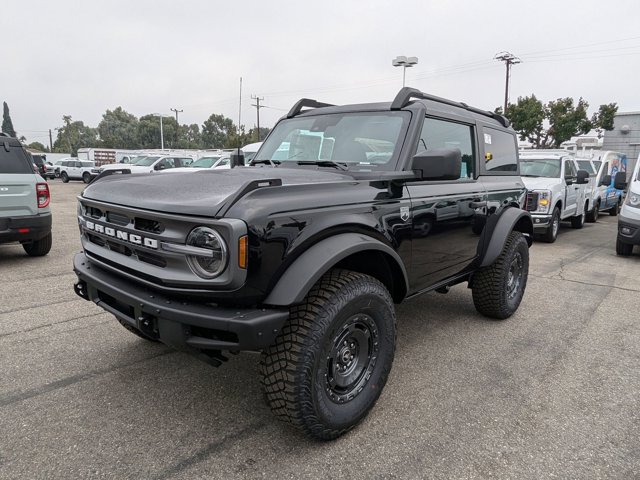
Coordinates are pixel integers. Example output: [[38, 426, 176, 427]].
[[73, 88, 533, 439]]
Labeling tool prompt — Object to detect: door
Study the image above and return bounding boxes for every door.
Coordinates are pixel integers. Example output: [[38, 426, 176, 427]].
[[407, 116, 487, 292], [563, 159, 579, 217]]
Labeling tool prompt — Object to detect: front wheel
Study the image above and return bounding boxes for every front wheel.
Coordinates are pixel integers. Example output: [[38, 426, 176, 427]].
[[542, 207, 560, 243], [472, 231, 529, 320], [260, 269, 396, 440], [570, 207, 585, 229], [60, 171, 69, 183], [616, 237, 634, 256], [82, 172, 91, 184], [586, 201, 600, 223]]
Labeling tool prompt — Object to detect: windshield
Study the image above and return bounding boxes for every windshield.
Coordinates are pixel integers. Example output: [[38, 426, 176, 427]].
[[520, 158, 561, 178], [134, 156, 161, 166], [592, 160, 602, 172], [576, 160, 595, 174], [189, 156, 220, 168], [255, 112, 410, 169]]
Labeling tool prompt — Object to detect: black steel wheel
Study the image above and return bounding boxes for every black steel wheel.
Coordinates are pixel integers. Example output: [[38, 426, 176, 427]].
[[472, 231, 529, 319], [260, 269, 396, 440], [82, 172, 91, 184], [609, 200, 621, 216], [60, 171, 69, 183]]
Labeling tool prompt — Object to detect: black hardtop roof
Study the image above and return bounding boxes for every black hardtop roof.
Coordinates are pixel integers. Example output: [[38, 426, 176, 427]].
[[0, 132, 23, 147], [288, 87, 511, 130]]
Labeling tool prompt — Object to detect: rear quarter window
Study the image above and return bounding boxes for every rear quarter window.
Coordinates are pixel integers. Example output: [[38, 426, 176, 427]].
[[0, 145, 33, 174], [483, 127, 518, 173]]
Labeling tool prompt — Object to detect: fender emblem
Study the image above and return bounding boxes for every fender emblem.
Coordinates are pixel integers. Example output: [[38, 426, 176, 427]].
[[400, 206, 410, 222]]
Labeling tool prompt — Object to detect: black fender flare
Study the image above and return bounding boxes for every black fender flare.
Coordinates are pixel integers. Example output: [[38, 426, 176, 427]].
[[479, 208, 533, 268], [263, 233, 409, 306]]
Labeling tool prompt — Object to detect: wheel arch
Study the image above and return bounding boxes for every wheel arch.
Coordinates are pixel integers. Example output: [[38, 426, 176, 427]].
[[478, 207, 533, 268], [262, 233, 409, 306]]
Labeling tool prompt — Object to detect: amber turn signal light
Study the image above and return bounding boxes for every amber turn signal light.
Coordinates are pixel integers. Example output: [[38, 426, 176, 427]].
[[238, 235, 248, 269]]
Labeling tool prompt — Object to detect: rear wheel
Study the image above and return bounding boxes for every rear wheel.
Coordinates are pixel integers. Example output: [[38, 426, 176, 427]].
[[260, 269, 396, 440], [22, 232, 52, 257], [616, 237, 634, 256], [472, 231, 529, 320], [60, 171, 69, 183], [82, 172, 91, 184]]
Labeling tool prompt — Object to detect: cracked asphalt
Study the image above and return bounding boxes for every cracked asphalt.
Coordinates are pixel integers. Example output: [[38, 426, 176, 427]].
[[1, 181, 639, 479]]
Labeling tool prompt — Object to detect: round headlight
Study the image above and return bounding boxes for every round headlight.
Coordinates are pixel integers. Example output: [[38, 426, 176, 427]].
[[627, 193, 640, 207], [185, 227, 228, 279]]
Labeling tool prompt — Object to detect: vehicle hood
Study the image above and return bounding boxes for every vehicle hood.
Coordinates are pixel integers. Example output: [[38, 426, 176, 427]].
[[81, 167, 351, 217], [521, 176, 559, 191], [101, 163, 133, 170]]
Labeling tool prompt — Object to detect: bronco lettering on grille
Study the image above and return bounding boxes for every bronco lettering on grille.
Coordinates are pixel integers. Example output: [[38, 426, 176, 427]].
[[85, 220, 158, 249]]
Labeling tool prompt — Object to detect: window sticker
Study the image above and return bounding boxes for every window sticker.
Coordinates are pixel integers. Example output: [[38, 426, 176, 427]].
[[484, 133, 492, 145]]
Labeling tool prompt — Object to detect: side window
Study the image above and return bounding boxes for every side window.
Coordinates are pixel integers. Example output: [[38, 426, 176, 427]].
[[483, 127, 518, 172], [418, 117, 475, 179], [564, 160, 576, 177], [158, 158, 176, 169]]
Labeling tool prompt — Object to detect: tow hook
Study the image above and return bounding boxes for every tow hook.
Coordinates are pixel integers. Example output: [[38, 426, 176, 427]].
[[73, 281, 88, 300]]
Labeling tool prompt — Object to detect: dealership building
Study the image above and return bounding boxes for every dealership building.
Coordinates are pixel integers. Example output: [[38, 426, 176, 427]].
[[602, 111, 640, 178]]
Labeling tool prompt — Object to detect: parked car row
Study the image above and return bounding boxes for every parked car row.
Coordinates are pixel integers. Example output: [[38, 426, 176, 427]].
[[519, 149, 627, 243]]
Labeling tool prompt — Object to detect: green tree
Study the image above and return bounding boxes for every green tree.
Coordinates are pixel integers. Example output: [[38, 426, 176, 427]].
[[27, 141, 49, 152], [505, 95, 546, 147], [52, 115, 98, 155], [591, 102, 618, 137], [98, 107, 139, 148], [137, 115, 180, 149], [202, 113, 236, 148], [177, 123, 203, 149], [545, 97, 592, 147], [2, 101, 16, 137]]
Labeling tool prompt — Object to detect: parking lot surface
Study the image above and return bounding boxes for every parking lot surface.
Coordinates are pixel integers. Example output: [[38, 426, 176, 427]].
[[1, 180, 639, 479]]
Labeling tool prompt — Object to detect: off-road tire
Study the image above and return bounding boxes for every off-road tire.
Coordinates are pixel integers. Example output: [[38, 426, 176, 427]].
[[260, 269, 396, 440], [117, 319, 159, 342], [22, 232, 52, 257], [472, 231, 529, 320], [616, 237, 634, 256], [60, 171, 69, 183], [82, 172, 91, 184], [542, 207, 560, 243], [586, 201, 599, 223], [609, 200, 620, 216]]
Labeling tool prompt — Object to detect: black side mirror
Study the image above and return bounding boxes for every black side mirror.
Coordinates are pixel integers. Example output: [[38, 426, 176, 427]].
[[601, 174, 612, 187], [411, 148, 461, 181], [565, 175, 574, 186], [576, 170, 589, 185], [231, 149, 245, 168], [614, 171, 627, 190]]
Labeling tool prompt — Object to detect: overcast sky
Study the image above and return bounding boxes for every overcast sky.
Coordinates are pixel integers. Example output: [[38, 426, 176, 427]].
[[4, 0, 640, 145]]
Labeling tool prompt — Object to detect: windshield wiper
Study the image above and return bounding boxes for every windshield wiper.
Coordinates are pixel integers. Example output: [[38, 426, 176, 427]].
[[521, 174, 542, 177], [296, 160, 349, 171], [251, 159, 280, 167]]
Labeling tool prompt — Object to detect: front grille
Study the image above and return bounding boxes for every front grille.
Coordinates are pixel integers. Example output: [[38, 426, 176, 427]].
[[106, 211, 130, 226], [525, 191, 539, 212], [135, 217, 164, 233]]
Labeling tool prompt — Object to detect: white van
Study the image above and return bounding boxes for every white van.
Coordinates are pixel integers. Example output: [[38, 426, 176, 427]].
[[617, 154, 640, 255]]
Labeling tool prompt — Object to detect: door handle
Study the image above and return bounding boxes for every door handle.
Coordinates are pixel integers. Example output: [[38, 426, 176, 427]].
[[470, 200, 487, 208]]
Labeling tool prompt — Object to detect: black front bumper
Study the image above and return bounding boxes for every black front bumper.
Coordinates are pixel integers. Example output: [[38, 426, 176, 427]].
[[73, 253, 289, 355], [618, 218, 640, 245], [0, 212, 52, 243]]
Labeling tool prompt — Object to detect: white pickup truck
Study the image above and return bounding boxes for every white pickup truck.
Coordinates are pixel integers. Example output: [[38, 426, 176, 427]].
[[519, 151, 590, 243]]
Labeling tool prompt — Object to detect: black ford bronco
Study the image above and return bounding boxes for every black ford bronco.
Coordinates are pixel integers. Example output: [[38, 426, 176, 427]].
[[73, 88, 533, 440]]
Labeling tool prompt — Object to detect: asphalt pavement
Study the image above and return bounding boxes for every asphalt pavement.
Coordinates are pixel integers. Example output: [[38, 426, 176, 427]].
[[1, 180, 639, 479]]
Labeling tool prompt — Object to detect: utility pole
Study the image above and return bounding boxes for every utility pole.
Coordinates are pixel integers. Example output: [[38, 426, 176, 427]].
[[238, 77, 243, 131], [48, 129, 53, 151], [251, 95, 265, 141], [170, 107, 183, 123], [494, 52, 521, 114]]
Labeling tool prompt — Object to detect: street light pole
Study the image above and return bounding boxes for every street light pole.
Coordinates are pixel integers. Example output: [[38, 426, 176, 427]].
[[160, 116, 164, 150], [392, 56, 418, 87]]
